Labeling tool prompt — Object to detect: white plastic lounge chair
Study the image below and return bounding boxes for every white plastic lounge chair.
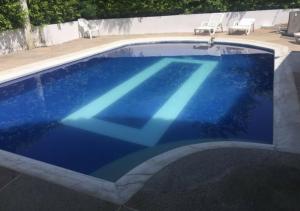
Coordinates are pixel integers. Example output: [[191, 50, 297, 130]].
[[280, 11, 300, 36], [295, 32, 300, 44], [228, 18, 255, 35], [194, 13, 224, 36], [78, 18, 98, 39]]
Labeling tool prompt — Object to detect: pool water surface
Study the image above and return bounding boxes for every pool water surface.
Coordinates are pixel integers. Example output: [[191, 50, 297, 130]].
[[0, 42, 274, 181]]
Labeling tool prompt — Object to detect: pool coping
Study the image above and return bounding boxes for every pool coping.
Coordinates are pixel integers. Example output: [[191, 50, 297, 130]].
[[0, 37, 288, 85], [0, 37, 297, 204]]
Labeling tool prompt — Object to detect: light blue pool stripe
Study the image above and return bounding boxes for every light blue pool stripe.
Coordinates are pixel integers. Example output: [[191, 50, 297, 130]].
[[63, 58, 171, 121], [141, 61, 218, 146], [63, 58, 204, 122], [62, 59, 218, 146]]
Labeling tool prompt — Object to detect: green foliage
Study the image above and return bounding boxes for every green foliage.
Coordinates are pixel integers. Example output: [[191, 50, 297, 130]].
[[94, 0, 187, 18], [0, 0, 300, 31], [28, 0, 80, 26], [79, 0, 98, 19], [91, 0, 300, 19], [0, 0, 25, 32]]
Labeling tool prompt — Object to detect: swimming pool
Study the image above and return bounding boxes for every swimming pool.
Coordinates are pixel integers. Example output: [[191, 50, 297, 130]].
[[0, 42, 274, 182]]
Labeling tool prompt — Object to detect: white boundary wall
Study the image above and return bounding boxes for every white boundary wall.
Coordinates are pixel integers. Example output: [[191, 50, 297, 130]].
[[31, 21, 80, 47], [38, 21, 80, 46], [0, 8, 299, 55], [0, 29, 27, 55], [0, 21, 80, 55], [90, 9, 298, 36]]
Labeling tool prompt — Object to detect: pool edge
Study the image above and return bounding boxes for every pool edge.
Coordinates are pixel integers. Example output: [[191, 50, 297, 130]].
[[0, 37, 288, 85], [0, 141, 275, 204], [0, 37, 296, 204]]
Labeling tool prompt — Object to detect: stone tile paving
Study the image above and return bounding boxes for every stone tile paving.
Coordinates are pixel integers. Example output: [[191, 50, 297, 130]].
[[291, 52, 300, 100], [0, 149, 300, 210], [0, 167, 19, 190], [0, 173, 120, 211], [126, 148, 300, 211], [118, 205, 140, 211], [0, 29, 299, 71]]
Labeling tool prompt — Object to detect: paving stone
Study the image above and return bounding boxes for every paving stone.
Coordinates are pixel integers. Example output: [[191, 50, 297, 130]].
[[0, 175, 119, 211], [118, 205, 139, 211], [126, 148, 300, 211], [0, 166, 19, 190]]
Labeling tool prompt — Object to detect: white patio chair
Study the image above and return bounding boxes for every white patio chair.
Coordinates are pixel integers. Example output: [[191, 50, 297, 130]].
[[78, 18, 98, 39], [194, 13, 224, 36], [228, 18, 255, 35], [294, 32, 300, 44]]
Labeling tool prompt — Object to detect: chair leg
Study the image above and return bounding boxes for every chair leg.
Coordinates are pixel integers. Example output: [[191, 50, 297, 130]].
[[209, 29, 216, 36], [246, 29, 250, 35]]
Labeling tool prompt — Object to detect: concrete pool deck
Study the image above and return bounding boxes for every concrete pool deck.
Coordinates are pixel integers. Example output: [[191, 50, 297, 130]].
[[0, 29, 300, 210], [0, 29, 300, 71], [0, 148, 300, 211]]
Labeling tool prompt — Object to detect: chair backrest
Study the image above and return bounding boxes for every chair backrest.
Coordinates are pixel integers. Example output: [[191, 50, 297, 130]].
[[208, 13, 225, 27], [78, 18, 90, 31], [287, 11, 300, 35], [239, 18, 255, 26]]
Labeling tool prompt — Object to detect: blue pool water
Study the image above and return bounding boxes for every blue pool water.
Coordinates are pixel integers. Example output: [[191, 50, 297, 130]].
[[0, 42, 274, 181]]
